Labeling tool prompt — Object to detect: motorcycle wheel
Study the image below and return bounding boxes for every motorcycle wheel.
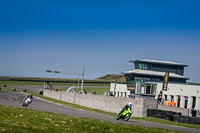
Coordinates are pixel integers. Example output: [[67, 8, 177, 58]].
[[115, 114, 120, 120], [124, 115, 130, 121]]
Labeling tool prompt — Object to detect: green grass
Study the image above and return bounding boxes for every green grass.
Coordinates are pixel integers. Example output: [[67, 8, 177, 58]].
[[58, 87, 109, 95], [84, 88, 109, 95], [25, 92, 200, 130], [0, 81, 44, 86], [0, 80, 110, 86], [0, 105, 180, 133]]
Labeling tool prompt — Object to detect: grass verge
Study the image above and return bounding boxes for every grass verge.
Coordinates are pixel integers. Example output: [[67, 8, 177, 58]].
[[0, 105, 177, 133], [58, 87, 109, 95], [0, 80, 110, 86]]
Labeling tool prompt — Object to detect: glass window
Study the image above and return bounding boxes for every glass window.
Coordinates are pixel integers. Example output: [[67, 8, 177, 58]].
[[170, 95, 174, 102], [177, 96, 181, 107], [141, 86, 145, 94], [146, 85, 151, 94], [164, 95, 167, 101], [134, 63, 140, 69], [151, 84, 156, 94], [184, 96, 188, 108], [192, 97, 196, 109]]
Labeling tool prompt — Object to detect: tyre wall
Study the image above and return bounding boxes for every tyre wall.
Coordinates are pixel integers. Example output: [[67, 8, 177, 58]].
[[147, 109, 200, 125], [158, 104, 189, 116]]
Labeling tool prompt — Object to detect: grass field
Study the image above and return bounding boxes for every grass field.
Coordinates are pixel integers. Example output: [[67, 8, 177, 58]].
[[0, 105, 179, 133], [58, 87, 109, 95], [0, 80, 110, 86]]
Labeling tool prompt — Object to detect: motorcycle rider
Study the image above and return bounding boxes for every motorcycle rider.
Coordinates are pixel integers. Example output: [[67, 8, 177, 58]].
[[24, 94, 33, 104], [119, 102, 132, 115]]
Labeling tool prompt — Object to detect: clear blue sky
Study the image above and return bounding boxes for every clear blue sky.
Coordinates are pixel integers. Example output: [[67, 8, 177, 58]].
[[0, 0, 200, 82]]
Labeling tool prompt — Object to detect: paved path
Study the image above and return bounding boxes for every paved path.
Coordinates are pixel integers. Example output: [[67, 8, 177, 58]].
[[0, 91, 200, 133]]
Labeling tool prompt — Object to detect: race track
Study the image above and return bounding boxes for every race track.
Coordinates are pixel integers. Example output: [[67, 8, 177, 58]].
[[0, 91, 200, 133]]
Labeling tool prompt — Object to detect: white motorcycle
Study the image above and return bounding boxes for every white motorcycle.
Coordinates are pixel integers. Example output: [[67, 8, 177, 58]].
[[22, 98, 31, 107]]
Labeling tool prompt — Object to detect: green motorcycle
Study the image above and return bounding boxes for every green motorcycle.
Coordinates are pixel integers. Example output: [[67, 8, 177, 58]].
[[116, 108, 132, 121]]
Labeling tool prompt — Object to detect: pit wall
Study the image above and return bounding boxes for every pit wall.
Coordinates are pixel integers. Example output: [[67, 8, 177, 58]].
[[43, 90, 157, 117]]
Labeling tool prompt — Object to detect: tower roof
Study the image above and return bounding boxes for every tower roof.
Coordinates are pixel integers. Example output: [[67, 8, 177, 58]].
[[123, 69, 189, 80], [129, 59, 188, 67]]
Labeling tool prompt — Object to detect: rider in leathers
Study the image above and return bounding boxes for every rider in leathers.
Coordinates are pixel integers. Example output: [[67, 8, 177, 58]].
[[119, 102, 132, 115], [24, 94, 33, 104]]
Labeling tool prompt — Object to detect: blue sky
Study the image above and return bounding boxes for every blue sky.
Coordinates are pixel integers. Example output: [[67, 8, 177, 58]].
[[0, 0, 200, 82]]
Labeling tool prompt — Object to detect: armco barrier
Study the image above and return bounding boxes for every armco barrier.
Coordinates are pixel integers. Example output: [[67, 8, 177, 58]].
[[147, 109, 200, 125], [43, 90, 158, 117], [158, 104, 189, 116]]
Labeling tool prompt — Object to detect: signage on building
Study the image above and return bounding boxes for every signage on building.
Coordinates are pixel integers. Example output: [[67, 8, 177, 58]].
[[162, 71, 170, 91]]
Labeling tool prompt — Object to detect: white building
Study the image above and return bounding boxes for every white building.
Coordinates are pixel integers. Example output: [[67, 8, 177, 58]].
[[110, 59, 200, 112]]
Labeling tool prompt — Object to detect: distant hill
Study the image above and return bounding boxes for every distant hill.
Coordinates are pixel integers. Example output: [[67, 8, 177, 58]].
[[187, 82, 200, 86], [95, 74, 126, 83]]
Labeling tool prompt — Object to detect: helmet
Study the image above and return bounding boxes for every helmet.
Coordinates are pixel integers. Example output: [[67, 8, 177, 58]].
[[128, 102, 132, 107]]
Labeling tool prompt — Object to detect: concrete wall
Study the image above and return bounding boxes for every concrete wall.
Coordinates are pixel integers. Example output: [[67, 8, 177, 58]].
[[44, 90, 157, 117]]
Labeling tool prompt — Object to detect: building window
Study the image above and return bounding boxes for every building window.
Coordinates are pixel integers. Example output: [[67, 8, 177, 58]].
[[136, 82, 157, 95], [184, 96, 188, 108], [151, 84, 156, 95], [192, 97, 196, 109], [170, 95, 174, 102], [124, 92, 127, 97], [121, 92, 123, 97], [177, 96, 181, 107], [146, 84, 151, 94], [164, 95, 167, 101]]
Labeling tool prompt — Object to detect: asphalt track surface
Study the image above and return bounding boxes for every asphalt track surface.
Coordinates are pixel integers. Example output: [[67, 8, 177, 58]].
[[1, 91, 200, 133]]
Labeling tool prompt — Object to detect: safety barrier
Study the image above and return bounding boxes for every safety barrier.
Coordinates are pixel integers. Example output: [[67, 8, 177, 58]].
[[147, 109, 200, 125]]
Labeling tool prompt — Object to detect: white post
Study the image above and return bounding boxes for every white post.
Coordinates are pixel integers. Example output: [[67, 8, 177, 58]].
[[78, 73, 80, 90], [180, 96, 185, 108], [81, 67, 85, 91], [188, 96, 192, 109]]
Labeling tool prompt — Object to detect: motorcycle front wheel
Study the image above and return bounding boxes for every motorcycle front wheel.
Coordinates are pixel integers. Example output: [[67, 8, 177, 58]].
[[115, 114, 120, 120]]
